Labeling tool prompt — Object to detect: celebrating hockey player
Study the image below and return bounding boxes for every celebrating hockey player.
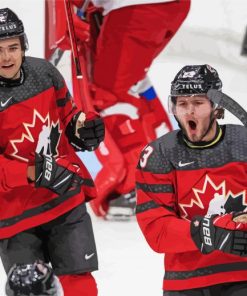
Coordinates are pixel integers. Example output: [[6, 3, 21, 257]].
[[0, 8, 105, 295], [45, 0, 190, 219], [136, 64, 247, 295], [5, 260, 64, 296]]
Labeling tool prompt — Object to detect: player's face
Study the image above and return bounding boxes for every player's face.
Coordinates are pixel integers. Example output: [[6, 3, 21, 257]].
[[175, 95, 217, 142], [0, 37, 23, 80]]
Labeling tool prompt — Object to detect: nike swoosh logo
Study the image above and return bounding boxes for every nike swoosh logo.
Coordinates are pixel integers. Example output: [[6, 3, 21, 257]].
[[85, 253, 95, 260], [178, 161, 195, 167], [0, 96, 12, 107]]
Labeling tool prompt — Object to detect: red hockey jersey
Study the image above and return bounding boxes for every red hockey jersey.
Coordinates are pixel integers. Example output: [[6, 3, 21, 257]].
[[136, 125, 247, 290], [0, 57, 96, 239]]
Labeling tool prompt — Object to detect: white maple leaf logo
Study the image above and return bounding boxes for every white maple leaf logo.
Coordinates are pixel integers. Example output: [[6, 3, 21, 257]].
[[10, 110, 62, 162], [179, 175, 246, 220]]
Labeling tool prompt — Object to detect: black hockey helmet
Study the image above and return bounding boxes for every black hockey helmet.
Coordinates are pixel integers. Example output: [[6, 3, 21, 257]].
[[0, 8, 28, 50], [168, 64, 224, 118], [5, 260, 64, 296], [170, 64, 222, 97]]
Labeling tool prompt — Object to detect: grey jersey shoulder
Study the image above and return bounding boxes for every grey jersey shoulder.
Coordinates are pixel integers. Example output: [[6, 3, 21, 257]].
[[0, 57, 66, 108], [154, 130, 180, 150], [224, 124, 247, 160], [137, 130, 179, 174], [225, 124, 247, 137], [24, 56, 65, 90]]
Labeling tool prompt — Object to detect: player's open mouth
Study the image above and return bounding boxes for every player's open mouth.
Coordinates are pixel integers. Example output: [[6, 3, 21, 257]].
[[2, 64, 14, 69], [188, 120, 197, 130]]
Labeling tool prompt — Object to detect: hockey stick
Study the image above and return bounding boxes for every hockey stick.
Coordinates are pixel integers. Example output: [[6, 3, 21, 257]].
[[63, 0, 95, 113], [207, 89, 247, 127], [241, 26, 247, 56], [64, 0, 82, 78]]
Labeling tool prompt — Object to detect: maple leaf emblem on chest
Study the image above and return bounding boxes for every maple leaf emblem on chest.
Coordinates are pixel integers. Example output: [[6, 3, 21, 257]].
[[10, 110, 62, 162], [179, 175, 246, 220]]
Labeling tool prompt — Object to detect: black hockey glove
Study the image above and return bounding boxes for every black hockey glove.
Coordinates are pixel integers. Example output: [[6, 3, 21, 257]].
[[6, 260, 63, 296], [66, 111, 105, 151], [35, 153, 83, 195], [191, 213, 247, 256]]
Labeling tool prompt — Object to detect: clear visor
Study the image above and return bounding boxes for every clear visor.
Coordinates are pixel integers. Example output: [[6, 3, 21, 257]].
[[168, 94, 217, 116], [0, 33, 28, 50]]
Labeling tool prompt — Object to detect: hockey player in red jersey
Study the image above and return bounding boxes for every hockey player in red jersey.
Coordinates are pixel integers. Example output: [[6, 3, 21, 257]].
[[46, 0, 190, 219], [0, 8, 105, 296], [136, 64, 247, 295]]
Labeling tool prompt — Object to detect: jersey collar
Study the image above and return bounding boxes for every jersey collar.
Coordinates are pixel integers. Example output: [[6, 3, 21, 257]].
[[182, 124, 223, 149]]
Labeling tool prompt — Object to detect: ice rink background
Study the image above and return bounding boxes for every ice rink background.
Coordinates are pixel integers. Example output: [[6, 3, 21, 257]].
[[0, 0, 247, 295]]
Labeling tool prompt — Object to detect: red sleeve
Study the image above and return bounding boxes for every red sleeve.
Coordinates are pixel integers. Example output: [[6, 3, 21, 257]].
[[0, 155, 29, 192], [135, 144, 198, 254]]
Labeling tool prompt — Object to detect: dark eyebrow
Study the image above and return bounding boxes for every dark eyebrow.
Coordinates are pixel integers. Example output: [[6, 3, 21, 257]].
[[8, 43, 20, 47], [0, 43, 20, 50], [193, 98, 207, 101]]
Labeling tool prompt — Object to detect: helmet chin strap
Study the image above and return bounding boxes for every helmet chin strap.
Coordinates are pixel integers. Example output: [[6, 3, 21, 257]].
[[9, 55, 25, 80], [197, 110, 216, 142], [10, 69, 21, 80], [0, 67, 24, 87]]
